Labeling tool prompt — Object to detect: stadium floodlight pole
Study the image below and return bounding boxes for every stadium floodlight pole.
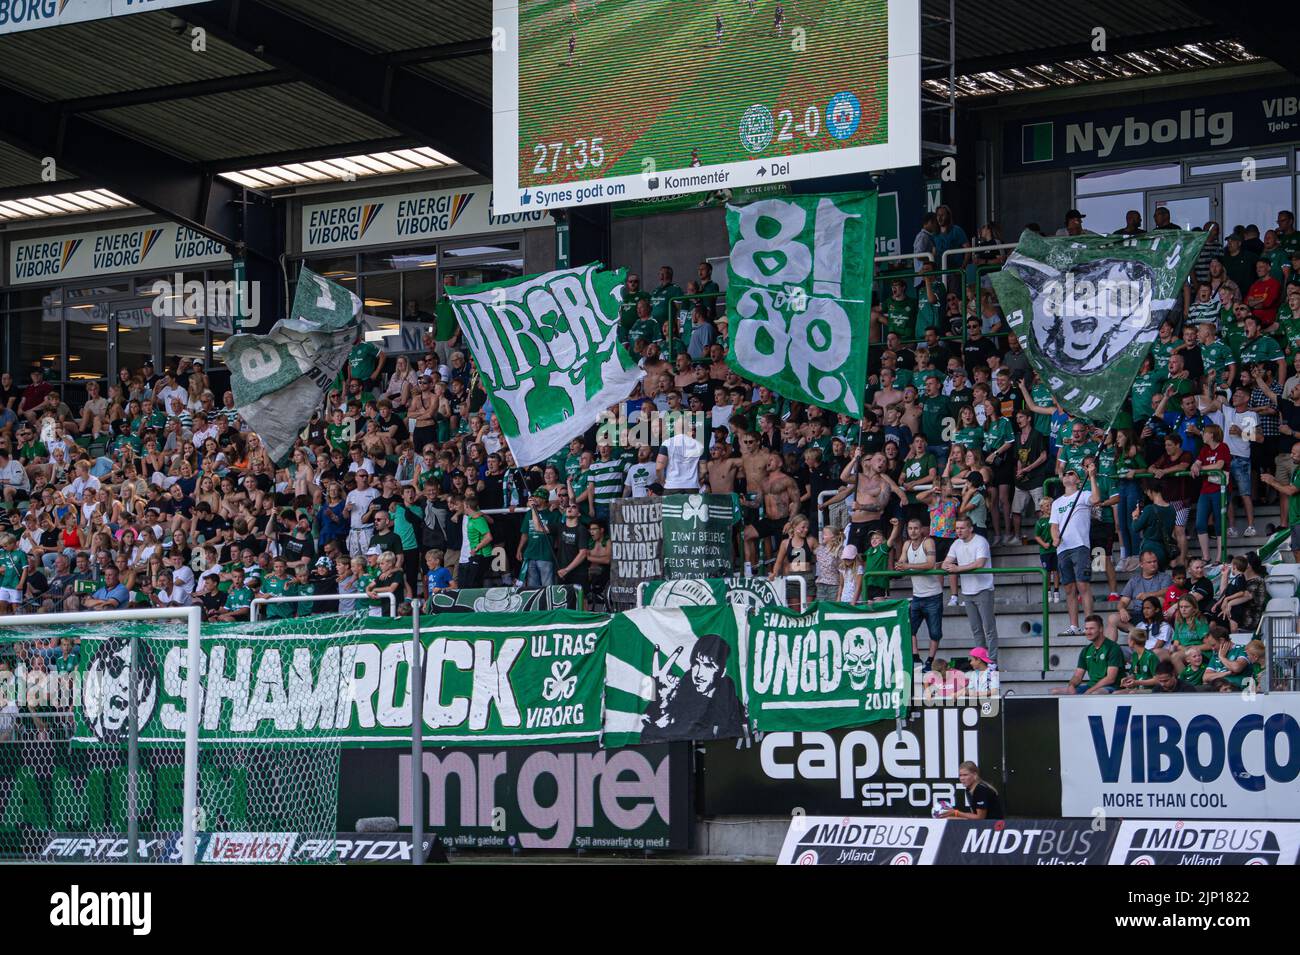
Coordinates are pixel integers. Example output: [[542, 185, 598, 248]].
[[0, 606, 204, 862]]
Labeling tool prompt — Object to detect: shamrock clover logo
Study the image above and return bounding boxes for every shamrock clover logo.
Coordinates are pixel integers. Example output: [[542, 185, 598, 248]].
[[542, 660, 577, 701]]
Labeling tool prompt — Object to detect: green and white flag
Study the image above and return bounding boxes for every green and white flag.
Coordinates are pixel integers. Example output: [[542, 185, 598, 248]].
[[220, 266, 360, 462], [743, 601, 911, 732], [603, 605, 746, 748], [725, 192, 876, 417], [990, 229, 1207, 426], [642, 576, 787, 612], [661, 493, 738, 580], [75, 612, 609, 747], [444, 263, 643, 466]]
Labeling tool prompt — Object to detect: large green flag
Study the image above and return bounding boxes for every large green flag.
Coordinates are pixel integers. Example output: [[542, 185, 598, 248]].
[[602, 605, 746, 747], [989, 229, 1207, 426], [75, 612, 609, 747], [443, 263, 643, 465], [220, 266, 361, 462], [725, 192, 876, 417], [743, 600, 911, 732]]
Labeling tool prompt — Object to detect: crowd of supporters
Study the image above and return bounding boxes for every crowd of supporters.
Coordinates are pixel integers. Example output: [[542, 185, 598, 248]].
[[0, 205, 1291, 703]]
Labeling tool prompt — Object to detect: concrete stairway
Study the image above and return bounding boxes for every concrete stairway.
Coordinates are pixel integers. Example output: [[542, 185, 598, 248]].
[[874, 503, 1287, 696]]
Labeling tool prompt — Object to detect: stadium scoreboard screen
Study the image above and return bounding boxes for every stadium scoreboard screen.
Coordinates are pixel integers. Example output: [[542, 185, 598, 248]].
[[492, 0, 920, 213]]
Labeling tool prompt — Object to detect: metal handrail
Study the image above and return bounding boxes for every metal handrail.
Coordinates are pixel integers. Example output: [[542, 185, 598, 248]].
[[860, 565, 1052, 674], [941, 242, 1017, 273]]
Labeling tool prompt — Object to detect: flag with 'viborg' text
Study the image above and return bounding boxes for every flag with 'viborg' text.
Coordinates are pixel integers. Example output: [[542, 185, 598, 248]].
[[444, 264, 643, 466], [726, 192, 876, 417], [989, 229, 1206, 427]]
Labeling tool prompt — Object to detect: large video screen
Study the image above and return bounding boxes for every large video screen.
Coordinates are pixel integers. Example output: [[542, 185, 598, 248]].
[[491, 0, 919, 213]]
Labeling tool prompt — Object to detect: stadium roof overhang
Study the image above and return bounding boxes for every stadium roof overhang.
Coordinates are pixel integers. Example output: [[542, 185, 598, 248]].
[[0, 0, 494, 260]]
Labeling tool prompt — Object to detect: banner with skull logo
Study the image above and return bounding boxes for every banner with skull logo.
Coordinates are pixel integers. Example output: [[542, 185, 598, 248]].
[[725, 192, 877, 418], [743, 601, 911, 732], [989, 229, 1207, 427], [603, 604, 747, 748]]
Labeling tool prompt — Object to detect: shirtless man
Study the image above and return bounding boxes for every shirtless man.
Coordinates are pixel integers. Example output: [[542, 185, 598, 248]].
[[827, 449, 907, 558], [744, 451, 800, 569], [737, 431, 771, 566], [702, 439, 742, 494]]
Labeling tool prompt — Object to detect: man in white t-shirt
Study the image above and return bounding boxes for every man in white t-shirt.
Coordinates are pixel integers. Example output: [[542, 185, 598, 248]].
[[942, 516, 998, 664], [344, 470, 380, 557], [897, 516, 943, 668], [624, 445, 657, 498], [1050, 465, 1096, 636], [1211, 386, 1260, 536], [656, 419, 704, 494]]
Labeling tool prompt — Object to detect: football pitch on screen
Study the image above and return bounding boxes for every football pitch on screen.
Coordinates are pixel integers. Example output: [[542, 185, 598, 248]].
[[517, 0, 889, 186]]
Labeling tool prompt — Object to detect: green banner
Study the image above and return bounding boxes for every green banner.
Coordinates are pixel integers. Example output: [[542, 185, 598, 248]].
[[75, 612, 608, 747], [725, 192, 876, 417], [220, 266, 360, 461], [642, 576, 786, 612], [661, 493, 738, 580], [426, 585, 582, 614], [444, 263, 643, 466], [989, 229, 1207, 427], [743, 601, 911, 732], [603, 605, 745, 747]]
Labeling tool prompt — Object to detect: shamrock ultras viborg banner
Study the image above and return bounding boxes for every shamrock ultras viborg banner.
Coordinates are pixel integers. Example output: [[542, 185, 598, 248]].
[[443, 263, 644, 466], [725, 192, 877, 418], [989, 229, 1207, 426]]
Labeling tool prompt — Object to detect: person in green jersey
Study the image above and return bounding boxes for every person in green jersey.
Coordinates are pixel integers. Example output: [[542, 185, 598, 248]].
[[951, 404, 983, 454], [214, 567, 254, 622], [458, 492, 493, 588], [1150, 318, 1181, 375], [1261, 438, 1300, 560], [1238, 314, 1286, 381], [918, 376, 954, 464], [880, 279, 918, 341], [1277, 287, 1300, 357], [1119, 630, 1161, 690], [695, 261, 721, 321], [0, 534, 28, 613], [260, 557, 296, 618], [1201, 627, 1251, 690], [618, 272, 652, 342], [1052, 615, 1124, 694], [1177, 645, 1208, 686], [627, 298, 664, 353], [1033, 497, 1059, 601], [649, 264, 684, 332], [347, 337, 384, 385], [1196, 321, 1236, 388]]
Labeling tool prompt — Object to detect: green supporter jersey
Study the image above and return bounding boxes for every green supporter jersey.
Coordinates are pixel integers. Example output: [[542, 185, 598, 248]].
[[919, 395, 954, 445], [522, 510, 560, 562], [1034, 516, 1055, 555], [1239, 334, 1283, 367], [1179, 662, 1207, 686], [1207, 644, 1250, 686], [224, 586, 253, 612], [465, 514, 491, 556], [1129, 369, 1166, 420], [393, 503, 422, 551], [110, 435, 141, 457], [952, 426, 983, 451], [1186, 298, 1220, 326], [982, 417, 1013, 455], [1059, 441, 1099, 477], [1150, 338, 1180, 374], [629, 317, 664, 348], [1288, 473, 1300, 526], [901, 453, 937, 503], [326, 423, 351, 451], [864, 543, 890, 575], [1173, 618, 1209, 648], [1262, 246, 1290, 282], [916, 301, 942, 337], [1031, 382, 1054, 436], [0, 551, 24, 589], [833, 423, 860, 445], [1128, 649, 1159, 682], [619, 290, 651, 329], [586, 458, 626, 504], [348, 342, 380, 380], [1278, 309, 1300, 355], [261, 575, 295, 618], [1077, 639, 1125, 684], [649, 282, 684, 325], [912, 368, 944, 392], [884, 296, 918, 339], [1098, 445, 1118, 479], [1092, 475, 1116, 523], [17, 441, 46, 462], [1200, 340, 1236, 381]]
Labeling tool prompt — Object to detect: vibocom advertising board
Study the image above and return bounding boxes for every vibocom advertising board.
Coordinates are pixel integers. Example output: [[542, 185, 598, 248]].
[[701, 705, 1001, 816], [340, 743, 691, 852]]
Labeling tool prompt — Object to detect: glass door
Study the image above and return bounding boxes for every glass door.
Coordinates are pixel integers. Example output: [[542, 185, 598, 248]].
[[1149, 186, 1219, 231], [110, 302, 157, 385]]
